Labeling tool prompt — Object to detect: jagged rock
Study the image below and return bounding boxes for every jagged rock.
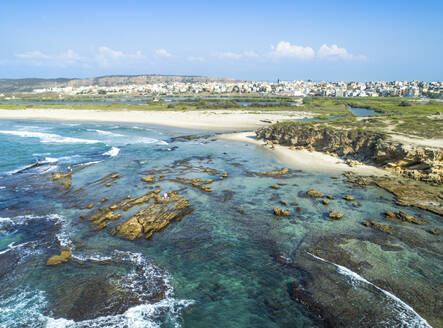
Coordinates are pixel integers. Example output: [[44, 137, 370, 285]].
[[307, 189, 324, 198], [170, 177, 213, 192], [256, 124, 442, 184], [363, 221, 394, 234], [322, 199, 330, 205], [384, 210, 427, 224], [346, 159, 362, 167], [255, 168, 290, 176], [116, 192, 192, 240], [343, 195, 355, 201], [141, 176, 155, 183], [274, 208, 290, 216], [329, 211, 344, 220], [46, 251, 71, 266], [51, 170, 73, 190]]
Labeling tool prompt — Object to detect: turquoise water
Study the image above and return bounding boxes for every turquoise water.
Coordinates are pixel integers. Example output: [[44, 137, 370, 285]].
[[0, 119, 441, 327]]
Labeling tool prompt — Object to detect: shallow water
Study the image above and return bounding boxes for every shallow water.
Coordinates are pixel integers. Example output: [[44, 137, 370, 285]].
[[0, 119, 441, 327]]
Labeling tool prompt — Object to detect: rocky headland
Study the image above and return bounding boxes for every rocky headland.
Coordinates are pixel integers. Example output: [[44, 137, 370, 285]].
[[256, 123, 442, 185]]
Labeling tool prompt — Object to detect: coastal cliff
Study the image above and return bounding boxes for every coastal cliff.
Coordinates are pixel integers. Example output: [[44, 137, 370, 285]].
[[256, 123, 442, 184]]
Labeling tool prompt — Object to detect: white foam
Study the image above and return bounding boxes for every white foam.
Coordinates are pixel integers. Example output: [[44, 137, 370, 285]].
[[0, 241, 29, 255], [0, 251, 193, 328], [89, 129, 124, 137], [0, 130, 101, 144], [103, 147, 120, 157], [134, 137, 168, 145], [44, 157, 59, 163], [308, 252, 432, 328]]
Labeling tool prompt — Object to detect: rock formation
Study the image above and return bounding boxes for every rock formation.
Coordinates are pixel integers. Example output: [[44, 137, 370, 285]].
[[256, 124, 442, 184]]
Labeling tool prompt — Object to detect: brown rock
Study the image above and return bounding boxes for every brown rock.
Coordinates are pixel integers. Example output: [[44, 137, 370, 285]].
[[322, 199, 330, 205], [141, 176, 155, 183], [274, 208, 290, 216], [363, 221, 394, 234], [46, 250, 71, 266], [329, 211, 344, 220], [343, 195, 355, 201], [306, 189, 324, 198]]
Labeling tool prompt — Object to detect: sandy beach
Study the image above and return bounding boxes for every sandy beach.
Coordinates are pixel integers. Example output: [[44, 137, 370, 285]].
[[218, 131, 389, 176], [0, 109, 312, 131]]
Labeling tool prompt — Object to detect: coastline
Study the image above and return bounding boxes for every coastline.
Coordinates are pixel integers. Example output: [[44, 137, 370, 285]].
[[0, 108, 389, 175], [218, 131, 389, 176], [0, 108, 312, 131]]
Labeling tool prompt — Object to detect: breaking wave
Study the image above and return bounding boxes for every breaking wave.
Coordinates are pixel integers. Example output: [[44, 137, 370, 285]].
[[0, 130, 101, 144], [103, 147, 120, 157], [308, 252, 432, 328]]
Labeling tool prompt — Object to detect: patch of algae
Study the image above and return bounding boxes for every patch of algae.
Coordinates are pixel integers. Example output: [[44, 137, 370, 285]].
[[46, 250, 71, 266]]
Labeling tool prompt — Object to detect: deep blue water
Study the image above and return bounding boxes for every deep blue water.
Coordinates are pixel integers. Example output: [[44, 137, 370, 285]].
[[0, 119, 440, 327]]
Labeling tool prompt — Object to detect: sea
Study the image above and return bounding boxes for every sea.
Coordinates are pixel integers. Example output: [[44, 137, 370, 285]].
[[0, 119, 441, 328]]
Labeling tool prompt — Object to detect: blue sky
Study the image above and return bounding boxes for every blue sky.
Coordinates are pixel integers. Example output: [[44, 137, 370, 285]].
[[0, 0, 442, 81]]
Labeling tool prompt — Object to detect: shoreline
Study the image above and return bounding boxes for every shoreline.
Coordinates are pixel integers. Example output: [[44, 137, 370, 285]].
[[0, 108, 388, 175], [218, 131, 389, 176], [0, 108, 312, 131]]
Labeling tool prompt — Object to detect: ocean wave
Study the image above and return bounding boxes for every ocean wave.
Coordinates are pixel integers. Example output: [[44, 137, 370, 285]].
[[88, 129, 124, 137], [133, 137, 168, 145], [0, 241, 30, 255], [103, 147, 120, 157], [308, 252, 432, 328], [0, 130, 101, 144], [0, 251, 193, 328]]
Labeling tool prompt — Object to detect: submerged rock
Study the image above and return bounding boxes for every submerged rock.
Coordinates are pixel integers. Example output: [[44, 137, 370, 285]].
[[363, 220, 394, 234], [255, 168, 290, 176], [384, 210, 427, 224]]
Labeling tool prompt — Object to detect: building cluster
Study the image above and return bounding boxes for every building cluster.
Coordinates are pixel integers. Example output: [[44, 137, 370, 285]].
[[33, 80, 442, 98]]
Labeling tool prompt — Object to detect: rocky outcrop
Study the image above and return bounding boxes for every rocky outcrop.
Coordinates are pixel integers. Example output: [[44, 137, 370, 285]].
[[274, 208, 290, 216], [112, 192, 192, 240], [306, 189, 324, 198], [363, 221, 394, 234], [329, 211, 344, 220], [256, 124, 442, 184], [46, 250, 71, 266]]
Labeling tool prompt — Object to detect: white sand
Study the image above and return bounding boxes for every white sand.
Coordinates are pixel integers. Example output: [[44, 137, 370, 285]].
[[0, 109, 312, 131], [219, 132, 389, 176]]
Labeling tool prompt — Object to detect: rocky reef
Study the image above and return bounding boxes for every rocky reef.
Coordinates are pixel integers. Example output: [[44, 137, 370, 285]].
[[256, 123, 442, 184]]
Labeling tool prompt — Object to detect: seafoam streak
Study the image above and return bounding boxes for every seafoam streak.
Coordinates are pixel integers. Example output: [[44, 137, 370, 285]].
[[0, 130, 100, 144], [307, 252, 432, 328]]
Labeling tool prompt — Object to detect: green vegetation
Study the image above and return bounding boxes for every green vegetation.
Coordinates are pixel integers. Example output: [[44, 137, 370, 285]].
[[1, 94, 441, 138]]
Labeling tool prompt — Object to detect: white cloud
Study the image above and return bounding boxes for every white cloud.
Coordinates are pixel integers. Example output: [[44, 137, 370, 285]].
[[95, 47, 145, 67], [318, 44, 366, 60], [15, 47, 146, 67], [217, 51, 259, 60], [155, 49, 172, 57], [271, 41, 315, 60], [187, 56, 206, 62], [16, 50, 50, 60]]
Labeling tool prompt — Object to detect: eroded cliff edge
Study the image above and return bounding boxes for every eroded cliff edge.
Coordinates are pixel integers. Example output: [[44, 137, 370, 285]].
[[256, 123, 442, 184], [256, 122, 443, 215]]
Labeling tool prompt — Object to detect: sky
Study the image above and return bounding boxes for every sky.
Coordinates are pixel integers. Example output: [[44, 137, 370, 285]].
[[0, 0, 442, 81]]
